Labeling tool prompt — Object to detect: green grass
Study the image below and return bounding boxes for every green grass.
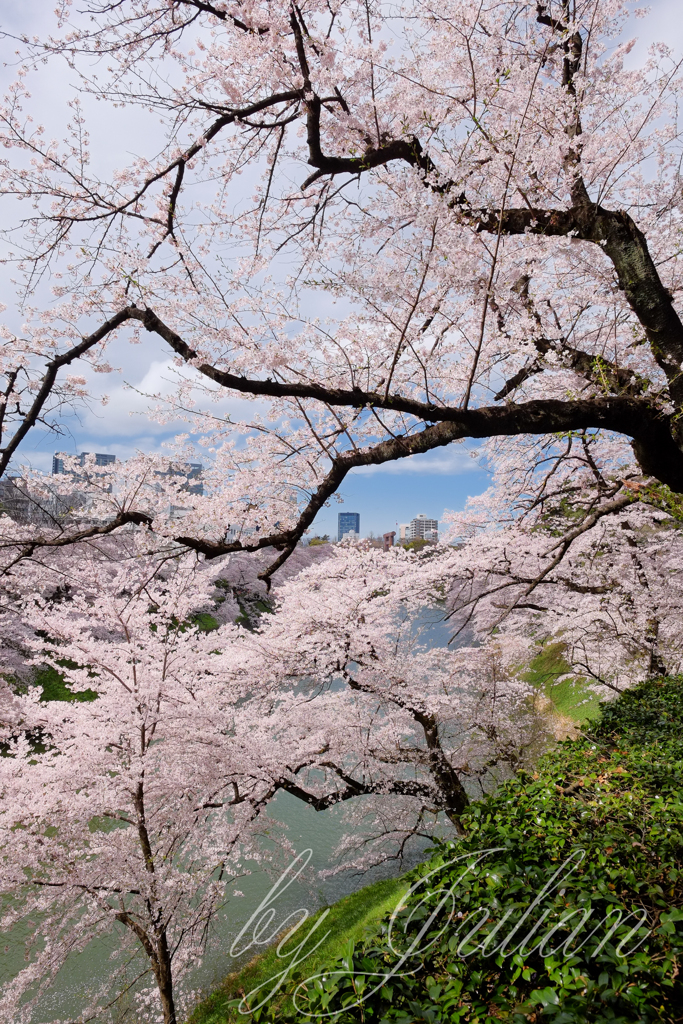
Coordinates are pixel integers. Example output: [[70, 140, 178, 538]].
[[524, 641, 602, 722], [186, 875, 410, 1024]]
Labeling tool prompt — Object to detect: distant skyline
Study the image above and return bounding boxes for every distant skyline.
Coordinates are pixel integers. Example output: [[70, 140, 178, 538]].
[[311, 454, 490, 539], [34, 440, 491, 541]]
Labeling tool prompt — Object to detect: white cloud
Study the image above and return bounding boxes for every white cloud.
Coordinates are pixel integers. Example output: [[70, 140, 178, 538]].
[[81, 357, 273, 437], [352, 444, 479, 476]]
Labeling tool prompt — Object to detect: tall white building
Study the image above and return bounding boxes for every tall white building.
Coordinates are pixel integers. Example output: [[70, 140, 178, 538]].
[[407, 513, 439, 542]]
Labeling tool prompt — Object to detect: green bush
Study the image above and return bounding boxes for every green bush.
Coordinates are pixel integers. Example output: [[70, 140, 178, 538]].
[[400, 539, 432, 552], [262, 678, 683, 1023]]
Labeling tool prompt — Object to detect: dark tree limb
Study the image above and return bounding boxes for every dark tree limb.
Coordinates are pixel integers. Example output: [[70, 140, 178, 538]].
[[174, 0, 270, 34], [132, 304, 683, 493], [0, 508, 153, 573], [0, 308, 137, 479], [341, 671, 469, 825], [275, 773, 437, 812], [492, 341, 646, 403]]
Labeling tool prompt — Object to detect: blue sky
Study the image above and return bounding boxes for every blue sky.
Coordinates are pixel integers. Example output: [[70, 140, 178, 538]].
[[310, 455, 491, 539]]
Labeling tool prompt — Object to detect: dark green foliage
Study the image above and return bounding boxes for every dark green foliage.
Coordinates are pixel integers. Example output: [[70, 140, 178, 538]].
[[235, 595, 273, 630], [190, 612, 220, 632], [34, 665, 97, 703], [637, 482, 683, 525], [259, 678, 683, 1023], [213, 577, 274, 628]]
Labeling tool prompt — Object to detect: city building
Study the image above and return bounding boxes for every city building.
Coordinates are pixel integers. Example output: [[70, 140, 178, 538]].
[[51, 452, 203, 520], [383, 531, 396, 552], [155, 462, 203, 497], [0, 476, 61, 524], [52, 452, 116, 475], [51, 451, 119, 517], [338, 511, 360, 542], [407, 513, 439, 542], [223, 524, 260, 542], [2, 473, 73, 524], [0, 477, 32, 522], [155, 462, 204, 519], [399, 523, 409, 542]]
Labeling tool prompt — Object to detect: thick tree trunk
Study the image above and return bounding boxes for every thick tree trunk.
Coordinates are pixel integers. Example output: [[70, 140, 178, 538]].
[[415, 710, 470, 829], [133, 779, 177, 1024], [155, 935, 177, 1024]]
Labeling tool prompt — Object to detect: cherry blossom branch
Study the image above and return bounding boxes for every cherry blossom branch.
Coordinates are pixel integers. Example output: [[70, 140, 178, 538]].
[[0, 509, 153, 573], [506, 489, 637, 615], [174, 0, 271, 34], [3, 312, 682, 583], [448, 487, 642, 648], [274, 773, 437, 813], [133, 304, 683, 490], [341, 670, 469, 823], [298, 93, 683, 405], [0, 308, 135, 478]]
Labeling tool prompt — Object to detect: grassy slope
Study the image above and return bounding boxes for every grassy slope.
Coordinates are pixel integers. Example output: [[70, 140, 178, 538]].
[[187, 875, 410, 1024], [524, 641, 603, 722]]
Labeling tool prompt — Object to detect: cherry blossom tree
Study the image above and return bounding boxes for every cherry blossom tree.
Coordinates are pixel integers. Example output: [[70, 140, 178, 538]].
[[245, 543, 563, 864], [0, 0, 682, 581], [0, 531, 562, 1022], [439, 440, 683, 692], [0, 545, 292, 1024]]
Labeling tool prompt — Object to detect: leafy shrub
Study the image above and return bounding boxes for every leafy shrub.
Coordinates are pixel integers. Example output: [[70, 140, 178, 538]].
[[263, 678, 683, 1023]]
